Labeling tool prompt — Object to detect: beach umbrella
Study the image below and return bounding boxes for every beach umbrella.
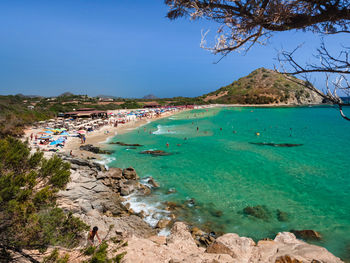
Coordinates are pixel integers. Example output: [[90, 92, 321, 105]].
[[78, 130, 86, 134], [45, 130, 54, 134], [39, 136, 52, 139]]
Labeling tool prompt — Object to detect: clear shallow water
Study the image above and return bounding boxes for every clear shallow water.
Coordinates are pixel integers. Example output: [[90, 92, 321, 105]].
[[107, 107, 350, 259]]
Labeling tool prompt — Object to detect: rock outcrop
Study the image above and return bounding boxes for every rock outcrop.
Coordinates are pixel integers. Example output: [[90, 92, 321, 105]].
[[119, 223, 343, 263], [56, 156, 156, 242]]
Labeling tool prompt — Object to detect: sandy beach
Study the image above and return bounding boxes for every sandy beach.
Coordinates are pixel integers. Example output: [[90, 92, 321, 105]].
[[24, 108, 189, 160]]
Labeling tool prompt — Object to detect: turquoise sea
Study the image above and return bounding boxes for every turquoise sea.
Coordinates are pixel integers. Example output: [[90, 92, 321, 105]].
[[107, 107, 350, 259]]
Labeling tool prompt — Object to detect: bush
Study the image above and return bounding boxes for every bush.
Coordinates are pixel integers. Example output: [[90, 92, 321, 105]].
[[43, 249, 70, 263], [40, 155, 71, 189], [89, 242, 110, 263], [0, 138, 88, 254], [115, 252, 127, 263]]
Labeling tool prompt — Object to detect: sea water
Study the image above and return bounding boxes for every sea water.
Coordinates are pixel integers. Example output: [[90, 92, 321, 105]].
[[107, 107, 350, 259]]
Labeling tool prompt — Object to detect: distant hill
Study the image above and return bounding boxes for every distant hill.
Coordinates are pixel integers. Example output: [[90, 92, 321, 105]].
[[142, 94, 158, 100], [200, 68, 324, 105], [15, 93, 42, 98]]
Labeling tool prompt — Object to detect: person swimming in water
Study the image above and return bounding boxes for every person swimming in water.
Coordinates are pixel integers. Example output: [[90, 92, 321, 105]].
[[166, 142, 169, 147], [87, 226, 101, 246]]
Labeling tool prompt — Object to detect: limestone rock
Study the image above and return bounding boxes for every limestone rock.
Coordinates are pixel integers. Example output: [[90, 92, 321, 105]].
[[147, 176, 160, 188], [107, 167, 123, 179], [166, 222, 199, 253], [122, 167, 139, 180], [206, 233, 256, 261], [291, 230, 322, 241], [156, 219, 171, 229]]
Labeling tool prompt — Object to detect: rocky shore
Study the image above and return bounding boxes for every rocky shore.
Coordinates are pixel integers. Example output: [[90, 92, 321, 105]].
[[56, 153, 156, 239], [46, 152, 343, 263]]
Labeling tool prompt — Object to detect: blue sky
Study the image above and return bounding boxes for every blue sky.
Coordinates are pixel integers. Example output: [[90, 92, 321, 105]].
[[0, 0, 347, 98]]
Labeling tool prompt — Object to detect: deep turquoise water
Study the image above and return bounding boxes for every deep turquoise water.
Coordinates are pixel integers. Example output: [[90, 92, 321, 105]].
[[107, 107, 350, 259]]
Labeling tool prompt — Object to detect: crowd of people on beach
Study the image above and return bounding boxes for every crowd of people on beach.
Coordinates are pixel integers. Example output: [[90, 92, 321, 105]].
[[25, 107, 191, 154]]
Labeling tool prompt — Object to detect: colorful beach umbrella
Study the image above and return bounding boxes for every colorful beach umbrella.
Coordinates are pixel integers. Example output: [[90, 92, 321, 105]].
[[78, 130, 86, 134]]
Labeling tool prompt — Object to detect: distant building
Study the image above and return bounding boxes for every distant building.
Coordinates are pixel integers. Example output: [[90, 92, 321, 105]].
[[63, 108, 107, 118], [99, 97, 114, 102], [27, 105, 35, 110], [143, 101, 161, 108]]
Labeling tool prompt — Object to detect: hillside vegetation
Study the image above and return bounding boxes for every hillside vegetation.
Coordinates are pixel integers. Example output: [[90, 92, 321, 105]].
[[200, 68, 323, 105]]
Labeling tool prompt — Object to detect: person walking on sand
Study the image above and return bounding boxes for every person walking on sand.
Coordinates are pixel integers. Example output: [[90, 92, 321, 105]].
[[87, 226, 101, 246], [30, 133, 33, 141]]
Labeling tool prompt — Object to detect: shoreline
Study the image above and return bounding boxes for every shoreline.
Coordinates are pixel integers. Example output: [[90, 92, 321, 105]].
[[65, 109, 188, 160]]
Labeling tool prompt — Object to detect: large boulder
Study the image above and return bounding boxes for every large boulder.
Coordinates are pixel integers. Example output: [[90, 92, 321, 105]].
[[122, 167, 139, 180], [120, 184, 135, 196], [166, 222, 199, 253], [206, 233, 256, 261], [107, 167, 123, 179], [156, 219, 171, 229], [147, 176, 160, 188]]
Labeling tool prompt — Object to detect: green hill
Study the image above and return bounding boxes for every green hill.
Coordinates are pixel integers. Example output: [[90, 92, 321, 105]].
[[200, 68, 323, 105]]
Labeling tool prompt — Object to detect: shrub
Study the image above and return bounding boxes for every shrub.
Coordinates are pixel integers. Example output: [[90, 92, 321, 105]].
[[88, 242, 111, 263], [115, 252, 127, 263], [0, 138, 88, 254]]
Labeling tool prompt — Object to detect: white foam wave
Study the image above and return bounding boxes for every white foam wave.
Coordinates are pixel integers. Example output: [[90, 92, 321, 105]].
[[122, 193, 170, 228], [158, 228, 171, 236], [152, 125, 177, 135], [95, 156, 116, 170], [140, 176, 156, 189]]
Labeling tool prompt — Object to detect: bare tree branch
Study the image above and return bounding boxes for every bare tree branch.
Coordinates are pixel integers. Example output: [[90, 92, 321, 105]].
[[166, 0, 350, 120]]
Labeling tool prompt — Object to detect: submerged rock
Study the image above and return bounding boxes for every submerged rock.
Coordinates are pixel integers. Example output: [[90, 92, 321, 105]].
[[111, 141, 143, 147], [140, 150, 172, 156], [249, 142, 303, 147], [291, 229, 322, 241], [79, 144, 113, 154], [210, 210, 223, 218], [277, 209, 289, 222], [243, 205, 271, 220], [165, 201, 181, 211]]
